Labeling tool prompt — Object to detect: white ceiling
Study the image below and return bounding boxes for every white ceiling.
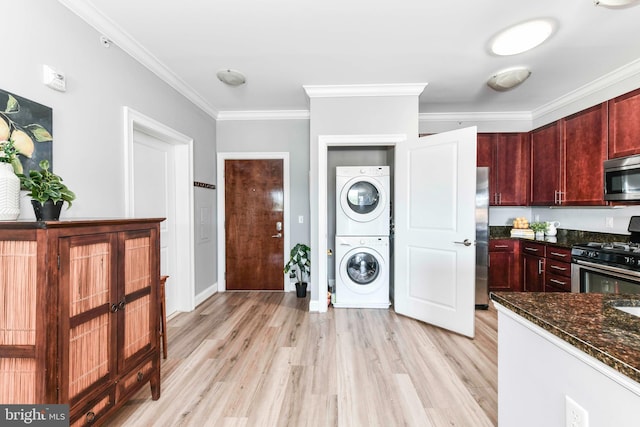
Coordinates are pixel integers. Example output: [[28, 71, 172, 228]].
[[59, 0, 640, 119]]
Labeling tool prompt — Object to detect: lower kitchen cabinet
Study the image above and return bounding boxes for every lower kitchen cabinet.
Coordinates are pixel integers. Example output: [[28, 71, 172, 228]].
[[544, 246, 572, 292], [0, 219, 162, 426], [489, 239, 521, 292], [522, 241, 546, 292]]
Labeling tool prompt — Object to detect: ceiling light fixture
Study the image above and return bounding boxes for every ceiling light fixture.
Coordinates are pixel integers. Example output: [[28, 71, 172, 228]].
[[593, 0, 640, 7], [490, 19, 555, 56], [487, 67, 532, 91], [216, 69, 246, 86]]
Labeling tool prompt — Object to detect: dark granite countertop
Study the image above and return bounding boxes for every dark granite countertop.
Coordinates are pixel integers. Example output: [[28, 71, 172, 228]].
[[490, 292, 640, 384], [490, 226, 629, 249]]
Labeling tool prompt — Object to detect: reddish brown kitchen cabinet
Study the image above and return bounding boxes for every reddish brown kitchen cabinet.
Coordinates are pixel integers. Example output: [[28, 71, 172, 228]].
[[489, 239, 521, 292], [530, 104, 608, 206], [544, 246, 572, 292], [477, 133, 529, 206], [530, 122, 562, 205], [0, 219, 162, 426], [608, 87, 640, 159], [521, 241, 545, 292], [563, 103, 608, 205]]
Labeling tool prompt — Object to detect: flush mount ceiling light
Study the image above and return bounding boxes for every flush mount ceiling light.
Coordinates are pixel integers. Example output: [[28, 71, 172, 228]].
[[593, 0, 640, 7], [490, 19, 555, 56], [487, 67, 532, 91], [216, 69, 246, 86]]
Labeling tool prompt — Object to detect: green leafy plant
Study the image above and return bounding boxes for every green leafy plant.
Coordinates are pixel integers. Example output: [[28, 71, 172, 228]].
[[0, 138, 21, 173], [284, 243, 311, 284], [530, 222, 547, 233], [18, 159, 76, 208]]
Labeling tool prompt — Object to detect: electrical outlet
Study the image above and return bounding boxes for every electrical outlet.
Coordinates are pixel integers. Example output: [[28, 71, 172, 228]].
[[565, 396, 589, 427], [605, 217, 614, 229]]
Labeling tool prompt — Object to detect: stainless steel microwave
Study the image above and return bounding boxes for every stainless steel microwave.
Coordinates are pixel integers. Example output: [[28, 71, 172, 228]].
[[604, 155, 640, 201]]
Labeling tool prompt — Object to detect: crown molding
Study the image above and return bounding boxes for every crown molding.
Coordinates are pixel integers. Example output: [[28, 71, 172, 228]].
[[419, 111, 532, 123], [216, 110, 310, 121], [532, 58, 640, 122], [304, 83, 428, 98], [58, 0, 218, 119]]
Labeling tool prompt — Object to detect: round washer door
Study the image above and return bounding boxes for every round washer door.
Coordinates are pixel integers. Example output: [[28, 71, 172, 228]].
[[339, 176, 387, 223], [339, 246, 386, 294]]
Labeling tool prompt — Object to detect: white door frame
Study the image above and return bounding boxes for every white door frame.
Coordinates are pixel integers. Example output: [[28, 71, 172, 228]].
[[313, 134, 406, 312], [216, 152, 290, 292], [123, 106, 195, 312]]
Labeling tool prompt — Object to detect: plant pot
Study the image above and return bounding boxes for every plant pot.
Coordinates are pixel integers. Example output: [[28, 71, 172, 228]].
[[31, 199, 63, 221], [295, 282, 307, 298], [0, 162, 20, 221]]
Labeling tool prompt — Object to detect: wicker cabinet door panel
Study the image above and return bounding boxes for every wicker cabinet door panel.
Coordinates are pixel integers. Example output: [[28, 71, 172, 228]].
[[0, 239, 39, 403], [120, 230, 156, 370], [59, 234, 118, 404]]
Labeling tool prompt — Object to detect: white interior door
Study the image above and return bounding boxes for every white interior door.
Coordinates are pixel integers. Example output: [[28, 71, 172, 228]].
[[394, 126, 477, 337], [133, 129, 178, 316]]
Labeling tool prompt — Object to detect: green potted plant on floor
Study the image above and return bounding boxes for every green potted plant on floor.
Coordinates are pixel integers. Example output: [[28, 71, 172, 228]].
[[284, 243, 311, 298], [18, 159, 76, 221]]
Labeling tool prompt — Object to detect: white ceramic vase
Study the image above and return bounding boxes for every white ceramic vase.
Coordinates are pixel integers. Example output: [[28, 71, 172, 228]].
[[0, 162, 20, 220]]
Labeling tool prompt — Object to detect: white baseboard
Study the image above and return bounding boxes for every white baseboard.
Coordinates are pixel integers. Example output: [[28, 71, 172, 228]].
[[195, 282, 217, 307]]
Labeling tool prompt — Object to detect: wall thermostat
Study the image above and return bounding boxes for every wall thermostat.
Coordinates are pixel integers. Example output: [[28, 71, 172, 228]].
[[43, 65, 66, 92]]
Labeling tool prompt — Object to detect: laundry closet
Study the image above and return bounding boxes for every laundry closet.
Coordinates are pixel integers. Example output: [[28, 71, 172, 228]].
[[327, 147, 394, 308]]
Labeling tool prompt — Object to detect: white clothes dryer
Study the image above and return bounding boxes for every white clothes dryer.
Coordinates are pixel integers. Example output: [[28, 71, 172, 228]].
[[336, 166, 390, 236], [334, 235, 390, 309]]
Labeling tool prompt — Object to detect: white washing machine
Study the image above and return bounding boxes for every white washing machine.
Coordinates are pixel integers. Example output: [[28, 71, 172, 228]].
[[336, 166, 390, 236], [334, 235, 390, 309]]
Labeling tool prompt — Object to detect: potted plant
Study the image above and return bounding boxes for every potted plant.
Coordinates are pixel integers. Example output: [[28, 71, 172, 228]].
[[18, 159, 76, 221], [284, 243, 311, 298], [530, 221, 547, 239], [0, 138, 21, 220]]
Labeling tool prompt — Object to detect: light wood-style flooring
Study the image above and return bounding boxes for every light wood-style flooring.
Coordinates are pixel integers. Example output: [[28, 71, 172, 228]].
[[106, 292, 497, 426]]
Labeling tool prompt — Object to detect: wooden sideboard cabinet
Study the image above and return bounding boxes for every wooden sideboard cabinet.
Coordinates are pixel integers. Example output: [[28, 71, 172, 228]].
[[0, 219, 163, 426]]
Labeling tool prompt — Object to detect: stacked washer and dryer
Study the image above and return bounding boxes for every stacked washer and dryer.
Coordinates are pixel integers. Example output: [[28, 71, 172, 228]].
[[334, 166, 391, 308]]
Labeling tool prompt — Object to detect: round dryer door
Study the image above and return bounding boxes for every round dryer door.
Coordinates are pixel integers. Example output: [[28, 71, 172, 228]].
[[339, 246, 386, 294], [340, 177, 387, 223]]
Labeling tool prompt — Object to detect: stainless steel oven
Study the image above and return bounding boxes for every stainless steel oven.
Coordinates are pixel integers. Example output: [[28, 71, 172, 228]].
[[571, 259, 640, 294]]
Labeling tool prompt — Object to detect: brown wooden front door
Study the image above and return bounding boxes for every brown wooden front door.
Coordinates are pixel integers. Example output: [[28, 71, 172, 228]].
[[225, 159, 284, 290]]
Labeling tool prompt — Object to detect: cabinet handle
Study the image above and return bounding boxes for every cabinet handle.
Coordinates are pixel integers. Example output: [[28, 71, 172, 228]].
[[498, 193, 502, 204], [525, 247, 539, 252], [137, 371, 144, 382], [550, 265, 567, 272], [110, 303, 119, 313], [86, 411, 96, 423], [494, 244, 509, 248], [538, 259, 544, 275], [118, 299, 126, 311], [549, 252, 568, 258], [550, 278, 567, 286]]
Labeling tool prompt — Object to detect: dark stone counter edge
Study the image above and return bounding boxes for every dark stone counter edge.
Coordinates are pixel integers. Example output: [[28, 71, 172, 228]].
[[490, 292, 640, 385]]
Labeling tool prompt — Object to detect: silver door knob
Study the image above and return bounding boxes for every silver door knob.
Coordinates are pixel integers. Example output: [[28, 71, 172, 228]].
[[272, 233, 282, 238], [453, 239, 472, 246]]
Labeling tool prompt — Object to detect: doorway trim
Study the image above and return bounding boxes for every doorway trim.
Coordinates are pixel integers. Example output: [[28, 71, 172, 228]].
[[123, 106, 196, 311], [216, 152, 291, 292], [313, 134, 406, 312]]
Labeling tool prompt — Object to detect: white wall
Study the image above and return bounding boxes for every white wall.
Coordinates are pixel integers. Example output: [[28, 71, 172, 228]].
[[4, 0, 217, 296]]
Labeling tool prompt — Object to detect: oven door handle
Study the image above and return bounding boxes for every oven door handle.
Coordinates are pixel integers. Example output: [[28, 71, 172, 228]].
[[574, 259, 640, 279]]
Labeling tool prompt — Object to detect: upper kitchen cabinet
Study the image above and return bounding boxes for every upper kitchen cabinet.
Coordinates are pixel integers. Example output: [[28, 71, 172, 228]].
[[530, 121, 562, 205], [563, 103, 608, 205], [608, 88, 640, 159], [477, 133, 529, 206], [530, 103, 608, 206]]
